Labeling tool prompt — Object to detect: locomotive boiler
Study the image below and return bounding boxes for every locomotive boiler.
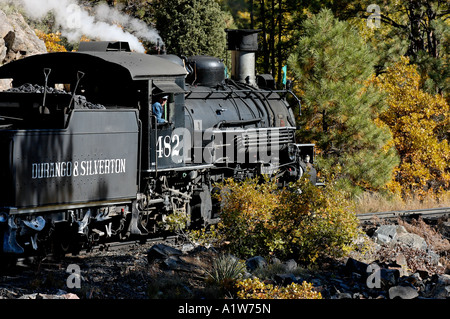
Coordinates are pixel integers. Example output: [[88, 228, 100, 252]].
[[0, 30, 317, 261]]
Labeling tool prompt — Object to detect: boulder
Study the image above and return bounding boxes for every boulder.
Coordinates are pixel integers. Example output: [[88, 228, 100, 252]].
[[373, 225, 400, 244], [396, 232, 427, 250], [345, 257, 369, 277], [431, 274, 450, 299], [0, 9, 47, 62], [388, 285, 419, 299], [163, 255, 192, 272], [245, 256, 267, 272], [373, 224, 428, 250], [335, 292, 353, 299], [0, 8, 47, 91], [380, 268, 400, 289], [283, 259, 298, 272], [147, 243, 182, 263], [274, 273, 298, 286]]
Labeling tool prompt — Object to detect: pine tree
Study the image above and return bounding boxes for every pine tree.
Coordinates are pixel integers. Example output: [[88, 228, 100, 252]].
[[152, 0, 229, 58], [288, 9, 399, 193], [330, 0, 450, 100]]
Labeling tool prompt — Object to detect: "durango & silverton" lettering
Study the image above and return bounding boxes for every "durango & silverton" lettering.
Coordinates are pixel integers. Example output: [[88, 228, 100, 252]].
[[31, 158, 126, 179]]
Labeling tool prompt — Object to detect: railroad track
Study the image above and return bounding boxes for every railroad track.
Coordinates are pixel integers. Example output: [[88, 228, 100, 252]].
[[11, 208, 449, 267], [88, 234, 180, 253], [11, 234, 180, 269], [357, 206, 450, 222], [93, 207, 450, 253], [80, 207, 450, 253]]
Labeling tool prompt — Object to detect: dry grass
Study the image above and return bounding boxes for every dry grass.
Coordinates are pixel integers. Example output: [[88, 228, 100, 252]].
[[398, 218, 450, 254], [354, 191, 450, 215]]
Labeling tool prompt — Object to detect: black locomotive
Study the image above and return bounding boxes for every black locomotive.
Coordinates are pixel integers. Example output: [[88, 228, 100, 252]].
[[0, 29, 317, 260]]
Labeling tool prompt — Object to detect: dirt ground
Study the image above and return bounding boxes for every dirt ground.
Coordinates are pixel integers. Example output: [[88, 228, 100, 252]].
[[0, 239, 219, 299]]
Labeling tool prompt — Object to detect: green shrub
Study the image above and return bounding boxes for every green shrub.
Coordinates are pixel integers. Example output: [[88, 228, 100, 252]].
[[204, 254, 246, 294], [215, 176, 280, 257], [276, 177, 361, 262], [216, 176, 361, 263]]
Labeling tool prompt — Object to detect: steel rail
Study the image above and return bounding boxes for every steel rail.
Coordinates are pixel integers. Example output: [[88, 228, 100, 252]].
[[14, 235, 180, 269], [357, 206, 450, 222], [86, 234, 180, 253]]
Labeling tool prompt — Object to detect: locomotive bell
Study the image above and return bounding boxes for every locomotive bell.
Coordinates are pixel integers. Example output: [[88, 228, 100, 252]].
[[226, 29, 260, 86]]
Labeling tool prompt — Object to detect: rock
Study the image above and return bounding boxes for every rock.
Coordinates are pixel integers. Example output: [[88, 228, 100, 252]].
[[393, 253, 410, 276], [395, 253, 407, 268], [0, 8, 47, 91], [0, 288, 18, 299], [345, 257, 369, 277], [352, 292, 365, 299], [402, 273, 422, 285], [438, 273, 450, 285], [163, 256, 191, 272], [438, 221, 450, 238], [245, 256, 267, 272], [427, 250, 441, 266], [181, 243, 196, 253], [0, 37, 5, 62], [416, 268, 430, 280], [373, 225, 400, 244], [18, 292, 79, 299], [336, 292, 353, 299], [0, 9, 46, 62], [59, 293, 80, 299], [270, 257, 281, 265], [389, 285, 419, 299], [274, 273, 297, 286], [147, 243, 182, 263], [380, 268, 400, 289], [396, 233, 427, 250], [431, 274, 450, 299], [283, 259, 298, 272], [373, 224, 428, 251]]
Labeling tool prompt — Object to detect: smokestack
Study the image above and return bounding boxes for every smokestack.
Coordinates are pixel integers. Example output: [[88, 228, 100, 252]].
[[226, 29, 260, 86]]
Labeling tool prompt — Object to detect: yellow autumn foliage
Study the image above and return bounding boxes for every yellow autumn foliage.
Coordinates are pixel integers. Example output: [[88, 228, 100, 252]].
[[376, 56, 450, 198], [236, 277, 322, 299], [215, 176, 360, 263], [35, 30, 67, 52]]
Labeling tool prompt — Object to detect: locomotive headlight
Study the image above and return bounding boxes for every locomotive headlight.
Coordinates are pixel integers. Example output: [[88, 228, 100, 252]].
[[305, 155, 310, 163]]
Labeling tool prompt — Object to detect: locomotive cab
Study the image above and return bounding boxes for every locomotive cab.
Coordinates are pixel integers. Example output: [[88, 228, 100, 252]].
[[146, 77, 187, 172]]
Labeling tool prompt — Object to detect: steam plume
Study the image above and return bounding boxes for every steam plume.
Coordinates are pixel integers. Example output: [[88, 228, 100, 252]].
[[1, 0, 162, 52]]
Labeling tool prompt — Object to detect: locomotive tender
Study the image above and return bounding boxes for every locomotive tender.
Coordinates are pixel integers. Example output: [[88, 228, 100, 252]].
[[0, 30, 317, 259]]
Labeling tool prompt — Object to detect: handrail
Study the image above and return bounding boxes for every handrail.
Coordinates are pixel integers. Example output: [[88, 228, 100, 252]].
[[185, 88, 302, 116]]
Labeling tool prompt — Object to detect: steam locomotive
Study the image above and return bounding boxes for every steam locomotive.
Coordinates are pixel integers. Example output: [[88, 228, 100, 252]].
[[0, 29, 317, 260]]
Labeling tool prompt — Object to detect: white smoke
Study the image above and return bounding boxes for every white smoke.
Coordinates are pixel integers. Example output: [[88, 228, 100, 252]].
[[1, 0, 162, 53]]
